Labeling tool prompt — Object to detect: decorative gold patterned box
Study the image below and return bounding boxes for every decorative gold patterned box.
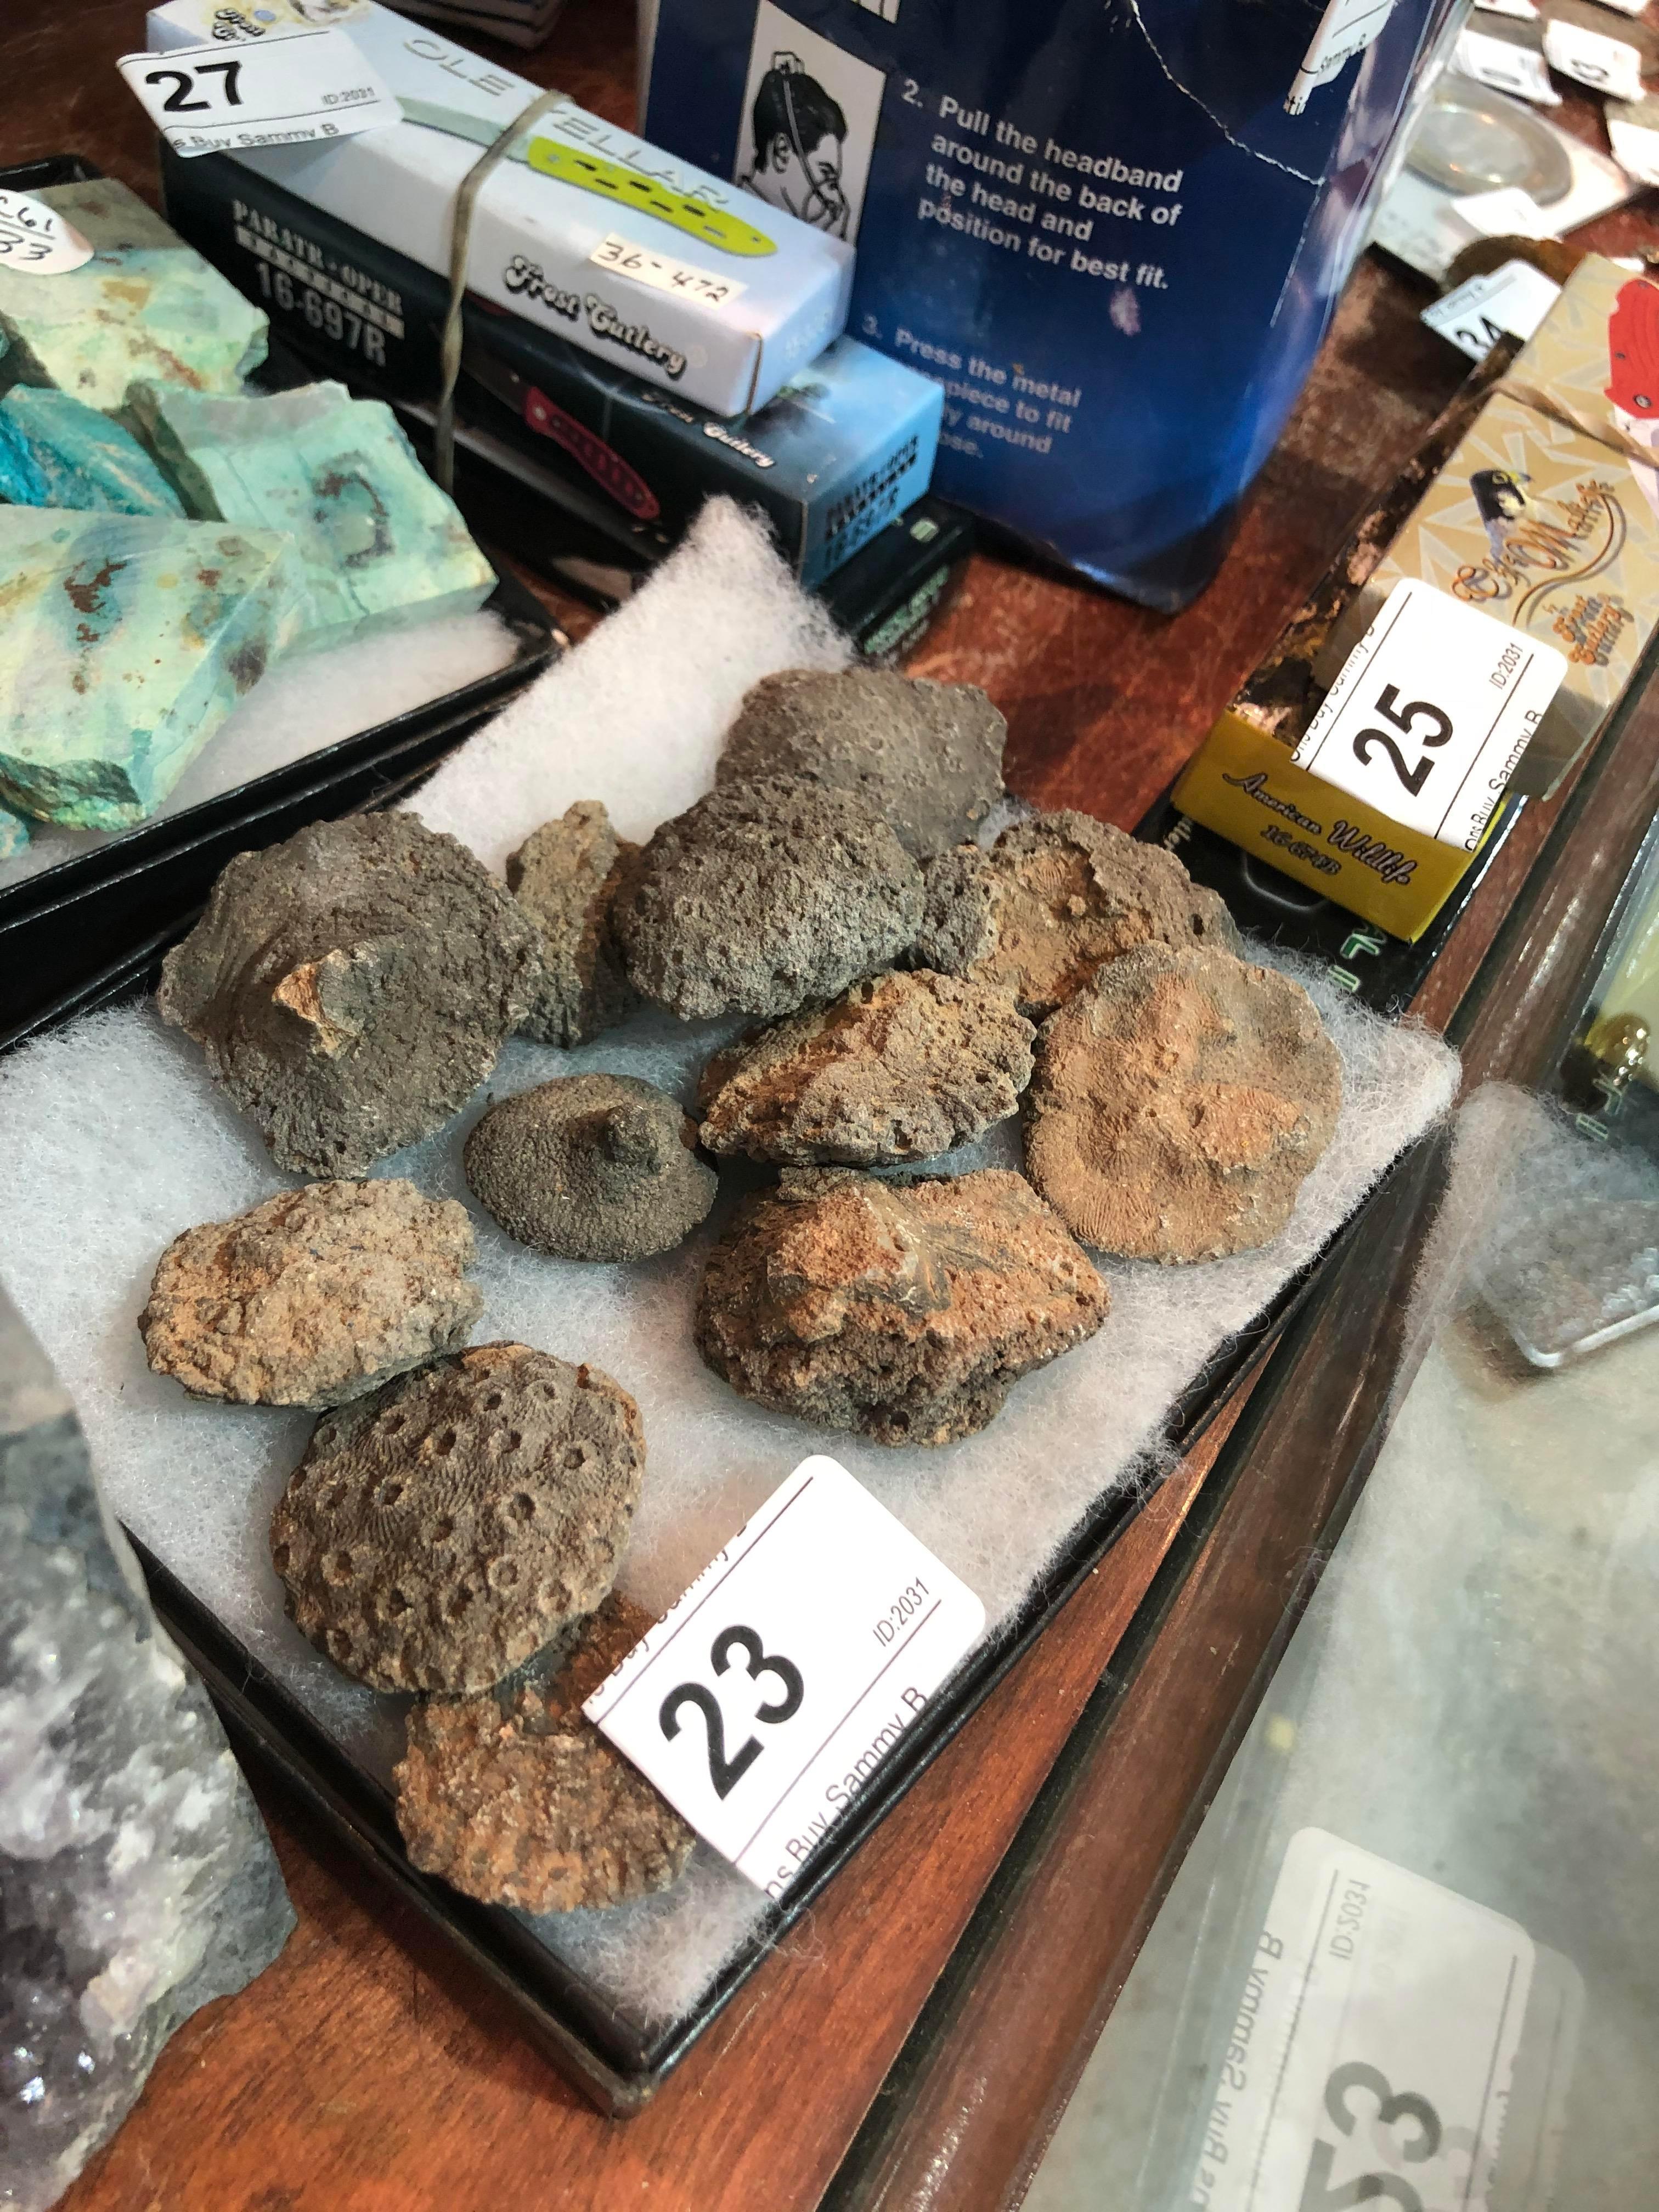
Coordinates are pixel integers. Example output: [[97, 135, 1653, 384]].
[[1175, 256, 1659, 939]]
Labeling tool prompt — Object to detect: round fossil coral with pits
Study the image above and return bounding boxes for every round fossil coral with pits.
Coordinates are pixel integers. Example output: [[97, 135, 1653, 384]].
[[270, 1342, 644, 1692]]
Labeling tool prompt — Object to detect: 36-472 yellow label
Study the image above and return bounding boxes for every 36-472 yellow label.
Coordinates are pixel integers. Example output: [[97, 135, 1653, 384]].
[[526, 137, 777, 257]]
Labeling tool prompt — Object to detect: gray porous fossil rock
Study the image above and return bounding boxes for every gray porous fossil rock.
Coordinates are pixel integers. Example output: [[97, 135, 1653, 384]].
[[270, 1342, 645, 1693], [914, 810, 1240, 1017], [612, 775, 923, 1021], [394, 1593, 696, 1914], [157, 812, 541, 1176], [715, 667, 1006, 859], [909, 843, 1001, 978], [139, 1178, 481, 1411], [696, 969, 1034, 1167], [506, 800, 642, 1048], [1023, 942, 1342, 1261], [464, 1074, 718, 1261], [695, 1166, 1109, 1446], [1, 1288, 292, 2212]]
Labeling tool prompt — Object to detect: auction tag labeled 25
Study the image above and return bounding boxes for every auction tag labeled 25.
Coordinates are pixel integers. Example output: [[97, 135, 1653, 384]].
[[585, 1456, 985, 1898], [1292, 579, 1566, 851], [117, 30, 399, 160], [1189, 1829, 1536, 2212]]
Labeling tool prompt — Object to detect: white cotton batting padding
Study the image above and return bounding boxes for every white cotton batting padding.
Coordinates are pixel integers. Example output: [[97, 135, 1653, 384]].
[[408, 496, 853, 872], [0, 612, 522, 889], [0, 500, 1460, 2038]]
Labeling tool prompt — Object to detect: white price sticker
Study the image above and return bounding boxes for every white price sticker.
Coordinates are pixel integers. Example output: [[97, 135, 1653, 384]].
[[588, 232, 748, 312], [1449, 184, 1558, 240], [0, 189, 92, 276], [1454, 26, 1562, 104], [585, 1456, 985, 1898], [1286, 0, 1397, 112], [1188, 1831, 1539, 2212], [1542, 19, 1645, 102], [1293, 579, 1566, 851], [1474, 0, 1538, 22], [1421, 258, 1561, 361], [118, 29, 400, 159], [1609, 109, 1659, 189]]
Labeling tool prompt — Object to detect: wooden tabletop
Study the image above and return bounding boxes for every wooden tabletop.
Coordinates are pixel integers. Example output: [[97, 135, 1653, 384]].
[[9, 2, 1654, 2207]]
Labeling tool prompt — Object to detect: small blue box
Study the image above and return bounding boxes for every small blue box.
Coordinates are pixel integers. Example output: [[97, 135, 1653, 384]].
[[461, 327, 944, 589]]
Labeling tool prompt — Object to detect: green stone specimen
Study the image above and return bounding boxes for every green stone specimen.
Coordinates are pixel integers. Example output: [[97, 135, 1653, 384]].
[[0, 387, 184, 516], [0, 180, 266, 411], [134, 381, 496, 653], [0, 409, 46, 505], [0, 804, 31, 860], [0, 510, 303, 829]]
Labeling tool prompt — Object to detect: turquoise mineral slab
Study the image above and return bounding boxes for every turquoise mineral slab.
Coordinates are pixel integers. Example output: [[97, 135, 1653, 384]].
[[0, 510, 303, 829], [0, 180, 267, 411], [134, 380, 496, 653], [0, 386, 184, 516]]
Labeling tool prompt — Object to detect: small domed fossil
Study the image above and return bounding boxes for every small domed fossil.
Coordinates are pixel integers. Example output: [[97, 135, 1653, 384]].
[[464, 1074, 717, 1261], [139, 1178, 481, 1412], [394, 1593, 696, 1914], [270, 1342, 644, 1692]]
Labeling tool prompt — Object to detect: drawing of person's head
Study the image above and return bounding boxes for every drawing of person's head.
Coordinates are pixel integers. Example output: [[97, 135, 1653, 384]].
[[746, 53, 850, 237]]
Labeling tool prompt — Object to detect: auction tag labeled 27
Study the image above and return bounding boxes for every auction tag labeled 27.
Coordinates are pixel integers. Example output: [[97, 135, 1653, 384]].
[[117, 30, 400, 160], [1292, 579, 1566, 852], [585, 1457, 985, 1898], [1189, 1830, 1536, 2211]]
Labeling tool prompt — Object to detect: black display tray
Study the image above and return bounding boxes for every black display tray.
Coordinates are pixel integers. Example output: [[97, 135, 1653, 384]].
[[0, 155, 560, 1053], [212, 1237, 1339, 2101], [131, 1171, 1355, 2115], [8, 907, 1415, 2119], [0, 150, 1475, 2117]]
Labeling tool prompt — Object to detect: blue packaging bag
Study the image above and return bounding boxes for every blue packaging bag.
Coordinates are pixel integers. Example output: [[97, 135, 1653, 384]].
[[645, 0, 1461, 607]]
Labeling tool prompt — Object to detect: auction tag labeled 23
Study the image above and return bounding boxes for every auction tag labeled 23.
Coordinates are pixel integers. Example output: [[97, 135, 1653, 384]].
[[585, 1457, 985, 1898], [117, 29, 400, 160], [1292, 578, 1566, 851], [1189, 1829, 1536, 2212]]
